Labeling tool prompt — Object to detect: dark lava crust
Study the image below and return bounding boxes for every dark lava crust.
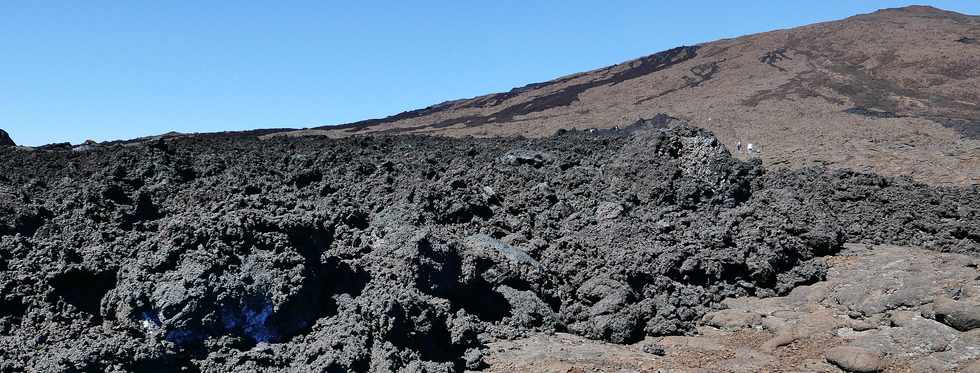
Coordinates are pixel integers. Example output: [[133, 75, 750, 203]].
[[0, 121, 977, 372]]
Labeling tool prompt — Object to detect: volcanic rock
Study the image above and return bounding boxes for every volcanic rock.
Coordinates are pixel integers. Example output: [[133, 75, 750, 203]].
[[483, 244, 980, 372], [0, 121, 977, 372], [932, 298, 980, 331], [702, 309, 763, 330], [0, 129, 13, 147], [825, 346, 883, 372]]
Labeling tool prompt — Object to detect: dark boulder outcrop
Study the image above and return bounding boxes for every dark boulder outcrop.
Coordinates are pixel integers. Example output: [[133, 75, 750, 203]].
[[0, 129, 13, 147]]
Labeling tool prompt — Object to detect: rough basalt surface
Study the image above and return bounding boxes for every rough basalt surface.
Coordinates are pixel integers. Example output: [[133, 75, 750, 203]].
[[0, 121, 977, 372], [481, 244, 980, 372]]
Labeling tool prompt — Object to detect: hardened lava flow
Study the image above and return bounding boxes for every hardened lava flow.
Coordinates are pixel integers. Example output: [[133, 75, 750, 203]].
[[0, 120, 977, 372]]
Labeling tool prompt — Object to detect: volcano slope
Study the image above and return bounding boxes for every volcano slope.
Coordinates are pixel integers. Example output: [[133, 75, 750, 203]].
[[0, 122, 978, 372], [275, 5, 980, 186]]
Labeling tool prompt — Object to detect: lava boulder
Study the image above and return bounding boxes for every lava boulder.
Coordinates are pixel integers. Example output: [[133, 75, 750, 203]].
[[0, 129, 13, 147]]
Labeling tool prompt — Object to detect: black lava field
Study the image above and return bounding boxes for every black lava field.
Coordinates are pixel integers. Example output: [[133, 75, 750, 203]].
[[0, 121, 977, 372]]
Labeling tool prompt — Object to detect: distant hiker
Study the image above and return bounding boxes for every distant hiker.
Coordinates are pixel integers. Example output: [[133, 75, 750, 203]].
[[747, 143, 754, 156], [736, 141, 741, 152]]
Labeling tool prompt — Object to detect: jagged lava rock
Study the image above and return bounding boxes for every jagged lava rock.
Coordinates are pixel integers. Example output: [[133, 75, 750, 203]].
[[0, 120, 977, 372]]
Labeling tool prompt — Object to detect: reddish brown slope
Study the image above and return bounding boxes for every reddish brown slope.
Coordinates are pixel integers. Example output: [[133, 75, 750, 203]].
[[276, 6, 980, 185]]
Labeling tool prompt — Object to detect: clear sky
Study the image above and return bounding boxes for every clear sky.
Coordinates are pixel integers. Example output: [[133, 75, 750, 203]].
[[2, 1, 978, 146]]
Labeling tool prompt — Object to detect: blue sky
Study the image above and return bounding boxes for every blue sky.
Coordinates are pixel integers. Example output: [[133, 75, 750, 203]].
[[2, 1, 978, 145]]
